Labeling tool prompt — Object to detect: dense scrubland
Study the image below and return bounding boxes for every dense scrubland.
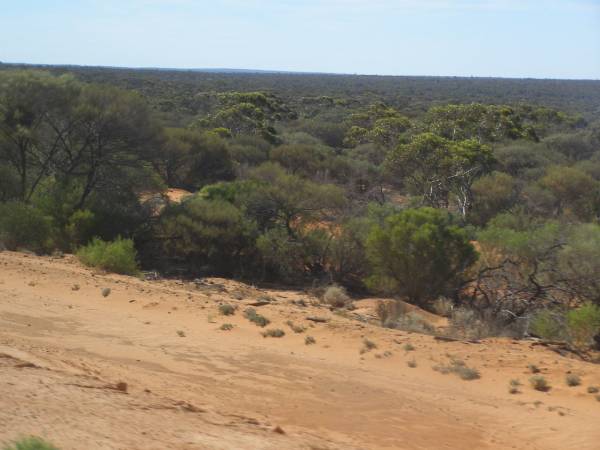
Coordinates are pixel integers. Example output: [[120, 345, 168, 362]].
[[1, 64, 600, 352]]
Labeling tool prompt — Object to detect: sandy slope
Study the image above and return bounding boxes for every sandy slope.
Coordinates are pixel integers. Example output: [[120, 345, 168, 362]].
[[0, 251, 599, 450]]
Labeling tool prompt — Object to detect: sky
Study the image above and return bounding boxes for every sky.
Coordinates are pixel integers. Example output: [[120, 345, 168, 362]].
[[1, 0, 599, 79]]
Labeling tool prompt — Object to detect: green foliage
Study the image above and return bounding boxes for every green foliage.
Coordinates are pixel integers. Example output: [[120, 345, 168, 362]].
[[470, 171, 516, 225], [2, 437, 59, 450], [243, 307, 270, 327], [366, 207, 477, 306], [0, 201, 53, 253], [160, 196, 257, 275], [530, 375, 550, 391], [530, 309, 567, 341], [77, 237, 139, 275], [566, 303, 600, 348], [385, 133, 494, 216], [539, 166, 598, 220]]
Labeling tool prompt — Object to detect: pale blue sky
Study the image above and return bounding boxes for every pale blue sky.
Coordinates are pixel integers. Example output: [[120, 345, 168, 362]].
[[1, 0, 599, 79]]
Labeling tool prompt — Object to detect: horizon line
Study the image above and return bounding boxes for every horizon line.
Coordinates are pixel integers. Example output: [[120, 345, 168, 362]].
[[1, 60, 599, 82]]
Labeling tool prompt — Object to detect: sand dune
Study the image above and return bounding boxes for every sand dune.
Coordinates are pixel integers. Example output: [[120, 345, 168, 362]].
[[1, 251, 599, 449]]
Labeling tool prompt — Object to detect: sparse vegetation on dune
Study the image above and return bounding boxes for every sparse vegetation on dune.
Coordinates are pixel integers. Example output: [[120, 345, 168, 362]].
[[3, 437, 59, 450]]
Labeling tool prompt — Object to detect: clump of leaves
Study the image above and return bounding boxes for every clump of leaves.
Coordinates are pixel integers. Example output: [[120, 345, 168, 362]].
[[509, 379, 522, 394], [220, 323, 234, 331], [3, 437, 59, 450], [530, 375, 550, 392], [77, 237, 139, 275], [565, 374, 581, 387], [219, 304, 236, 316], [305, 336, 316, 345], [262, 328, 285, 338], [244, 307, 270, 327]]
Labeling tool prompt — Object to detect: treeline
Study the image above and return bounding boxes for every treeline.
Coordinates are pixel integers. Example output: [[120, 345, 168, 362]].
[[1, 69, 599, 347]]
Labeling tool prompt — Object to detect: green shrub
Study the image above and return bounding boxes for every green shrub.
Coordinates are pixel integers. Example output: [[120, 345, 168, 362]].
[[323, 285, 350, 308], [566, 374, 581, 387], [567, 303, 600, 348], [3, 437, 59, 450], [220, 323, 234, 331], [219, 304, 236, 316], [0, 202, 53, 253], [77, 237, 139, 275], [305, 336, 316, 345], [530, 375, 550, 391], [243, 307, 270, 327], [366, 207, 477, 306], [530, 309, 567, 341], [261, 328, 285, 338]]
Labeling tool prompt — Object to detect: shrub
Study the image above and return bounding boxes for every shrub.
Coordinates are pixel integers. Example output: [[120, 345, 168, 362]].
[[262, 328, 285, 338], [219, 304, 236, 316], [509, 379, 521, 394], [77, 237, 139, 275], [565, 374, 581, 387], [243, 307, 270, 327], [0, 202, 53, 253], [362, 338, 377, 351], [403, 343, 415, 352], [323, 285, 350, 308], [528, 364, 541, 374], [530, 375, 550, 391], [530, 309, 567, 341], [286, 320, 306, 333], [220, 323, 234, 331], [587, 386, 599, 394], [567, 303, 600, 348], [432, 297, 454, 317], [433, 359, 480, 380], [3, 437, 59, 450], [305, 336, 316, 345], [407, 359, 417, 368], [366, 207, 477, 306]]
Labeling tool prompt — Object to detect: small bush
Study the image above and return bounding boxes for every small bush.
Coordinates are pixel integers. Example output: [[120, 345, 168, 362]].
[[567, 303, 600, 348], [77, 237, 139, 275], [323, 286, 350, 308], [3, 437, 59, 450], [360, 338, 377, 353], [403, 343, 415, 352], [528, 364, 541, 374], [432, 297, 454, 317], [433, 359, 480, 380], [0, 202, 53, 253], [587, 386, 599, 394], [243, 308, 270, 327], [596, 394, 600, 402], [286, 320, 306, 333], [262, 328, 285, 338], [101, 287, 111, 297], [219, 304, 236, 316], [509, 379, 521, 394], [305, 336, 316, 345], [176, 330, 186, 337], [407, 359, 417, 368], [220, 323, 234, 331], [565, 374, 581, 387], [530, 309, 566, 341], [530, 375, 550, 392]]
